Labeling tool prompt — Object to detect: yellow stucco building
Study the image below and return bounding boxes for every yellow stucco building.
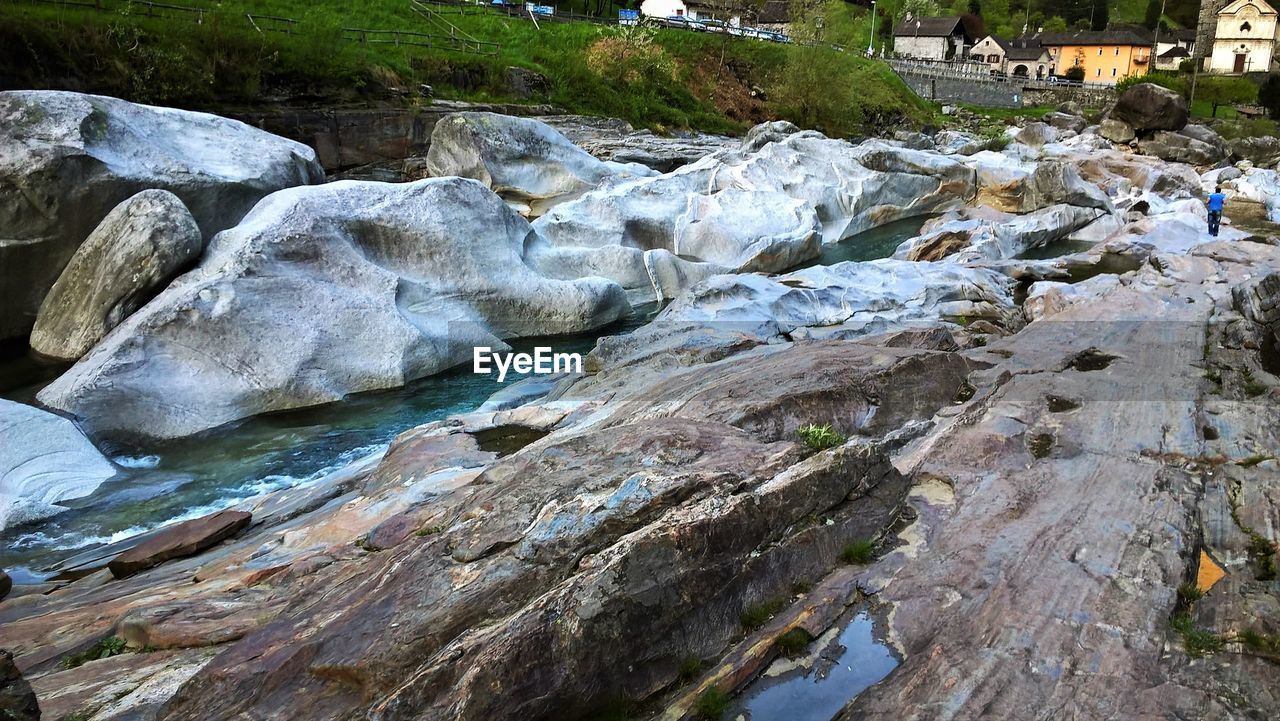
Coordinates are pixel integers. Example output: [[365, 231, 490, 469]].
[[1015, 30, 1154, 84]]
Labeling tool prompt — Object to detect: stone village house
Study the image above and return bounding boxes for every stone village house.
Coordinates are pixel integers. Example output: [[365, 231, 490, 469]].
[[892, 15, 976, 61]]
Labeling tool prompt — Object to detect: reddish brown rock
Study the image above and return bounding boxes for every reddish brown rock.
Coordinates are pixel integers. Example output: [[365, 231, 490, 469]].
[[109, 511, 252, 579]]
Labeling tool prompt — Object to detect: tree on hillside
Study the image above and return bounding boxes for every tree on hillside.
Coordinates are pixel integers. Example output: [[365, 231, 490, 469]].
[[1197, 76, 1257, 117], [1043, 15, 1067, 31], [968, 0, 982, 15], [1259, 73, 1280, 118], [774, 0, 858, 133]]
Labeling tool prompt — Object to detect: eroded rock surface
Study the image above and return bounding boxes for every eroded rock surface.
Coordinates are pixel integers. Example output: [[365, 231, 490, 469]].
[[30, 189, 202, 361], [0, 90, 323, 341], [37, 178, 629, 440], [0, 398, 116, 531]]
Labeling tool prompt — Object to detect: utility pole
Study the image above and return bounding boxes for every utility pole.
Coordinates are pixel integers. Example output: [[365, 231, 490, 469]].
[[1151, 0, 1167, 71], [867, 0, 877, 56]]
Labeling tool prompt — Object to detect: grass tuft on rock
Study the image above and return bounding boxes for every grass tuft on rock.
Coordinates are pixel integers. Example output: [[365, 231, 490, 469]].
[[840, 538, 876, 565], [692, 687, 731, 720], [740, 598, 786, 631], [62, 635, 127, 670], [677, 656, 706, 682], [797, 423, 845, 451], [775, 627, 813, 657], [1171, 615, 1225, 656]]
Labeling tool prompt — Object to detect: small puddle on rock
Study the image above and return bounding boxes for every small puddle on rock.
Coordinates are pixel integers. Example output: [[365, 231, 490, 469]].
[[728, 610, 899, 721], [471, 425, 550, 457]]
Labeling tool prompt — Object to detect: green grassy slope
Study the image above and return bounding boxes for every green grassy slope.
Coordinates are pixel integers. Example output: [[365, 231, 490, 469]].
[[0, 0, 934, 136]]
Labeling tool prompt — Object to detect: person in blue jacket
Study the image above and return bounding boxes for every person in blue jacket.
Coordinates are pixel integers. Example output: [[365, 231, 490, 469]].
[[1207, 186, 1227, 237]]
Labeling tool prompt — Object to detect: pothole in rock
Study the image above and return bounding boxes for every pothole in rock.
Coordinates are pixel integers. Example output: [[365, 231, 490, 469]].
[[471, 425, 550, 457], [1067, 348, 1119, 372], [779, 279, 814, 289], [1046, 395, 1081, 413], [954, 382, 976, 403], [1027, 432, 1055, 459], [1202, 424, 1220, 441]]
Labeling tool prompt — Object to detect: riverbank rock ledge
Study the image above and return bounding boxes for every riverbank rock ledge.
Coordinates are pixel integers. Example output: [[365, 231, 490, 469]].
[[0, 398, 116, 531], [38, 178, 629, 440], [0, 90, 324, 342], [30, 190, 203, 361]]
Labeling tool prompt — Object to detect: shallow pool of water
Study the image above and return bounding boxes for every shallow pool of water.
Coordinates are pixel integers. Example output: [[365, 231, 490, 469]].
[[731, 611, 899, 721], [803, 216, 934, 268], [0, 307, 659, 581], [1016, 237, 1097, 260]]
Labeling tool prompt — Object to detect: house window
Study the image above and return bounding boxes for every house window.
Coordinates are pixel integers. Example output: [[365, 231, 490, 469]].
[[1098, 48, 1103, 55], [1097, 68, 1101, 76], [1112, 68, 1117, 76], [1242, 21, 1252, 32], [988, 54, 1000, 62], [1114, 47, 1119, 55]]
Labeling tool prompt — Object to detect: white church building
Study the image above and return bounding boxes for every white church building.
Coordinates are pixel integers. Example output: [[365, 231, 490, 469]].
[[1208, 0, 1280, 74]]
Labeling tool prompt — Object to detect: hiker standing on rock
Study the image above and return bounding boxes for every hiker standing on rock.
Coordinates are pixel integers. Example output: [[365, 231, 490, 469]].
[[1207, 186, 1227, 237]]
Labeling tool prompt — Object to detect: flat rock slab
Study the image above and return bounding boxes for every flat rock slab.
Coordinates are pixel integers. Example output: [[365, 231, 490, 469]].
[[109, 511, 251, 579]]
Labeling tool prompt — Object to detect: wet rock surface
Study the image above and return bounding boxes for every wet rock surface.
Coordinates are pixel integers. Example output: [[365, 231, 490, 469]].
[[0, 398, 117, 531], [108, 510, 252, 579], [4, 109, 1280, 721]]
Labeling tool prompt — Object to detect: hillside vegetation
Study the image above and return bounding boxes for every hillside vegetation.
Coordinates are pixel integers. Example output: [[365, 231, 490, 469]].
[[0, 0, 934, 136]]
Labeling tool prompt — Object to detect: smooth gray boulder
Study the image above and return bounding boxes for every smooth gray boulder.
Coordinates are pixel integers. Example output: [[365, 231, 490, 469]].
[[1099, 118, 1137, 144], [658, 259, 1016, 337], [1044, 112, 1087, 134], [1137, 130, 1226, 166], [893, 204, 1106, 263], [1108, 83, 1188, 132], [0, 90, 323, 342], [672, 189, 821, 272], [0, 398, 117, 531], [530, 131, 975, 299], [37, 178, 629, 440], [1014, 122, 1058, 147], [30, 190, 202, 361], [1228, 135, 1280, 168], [424, 112, 654, 216]]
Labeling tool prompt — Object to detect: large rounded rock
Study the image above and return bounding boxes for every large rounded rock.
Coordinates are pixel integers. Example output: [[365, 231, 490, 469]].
[[1099, 118, 1137, 144], [1229, 135, 1280, 168], [0, 91, 323, 342], [1137, 129, 1227, 167], [672, 189, 821, 272], [37, 178, 629, 440], [30, 189, 202, 361], [0, 398, 116, 531], [424, 112, 653, 216], [1108, 83, 1188, 133]]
